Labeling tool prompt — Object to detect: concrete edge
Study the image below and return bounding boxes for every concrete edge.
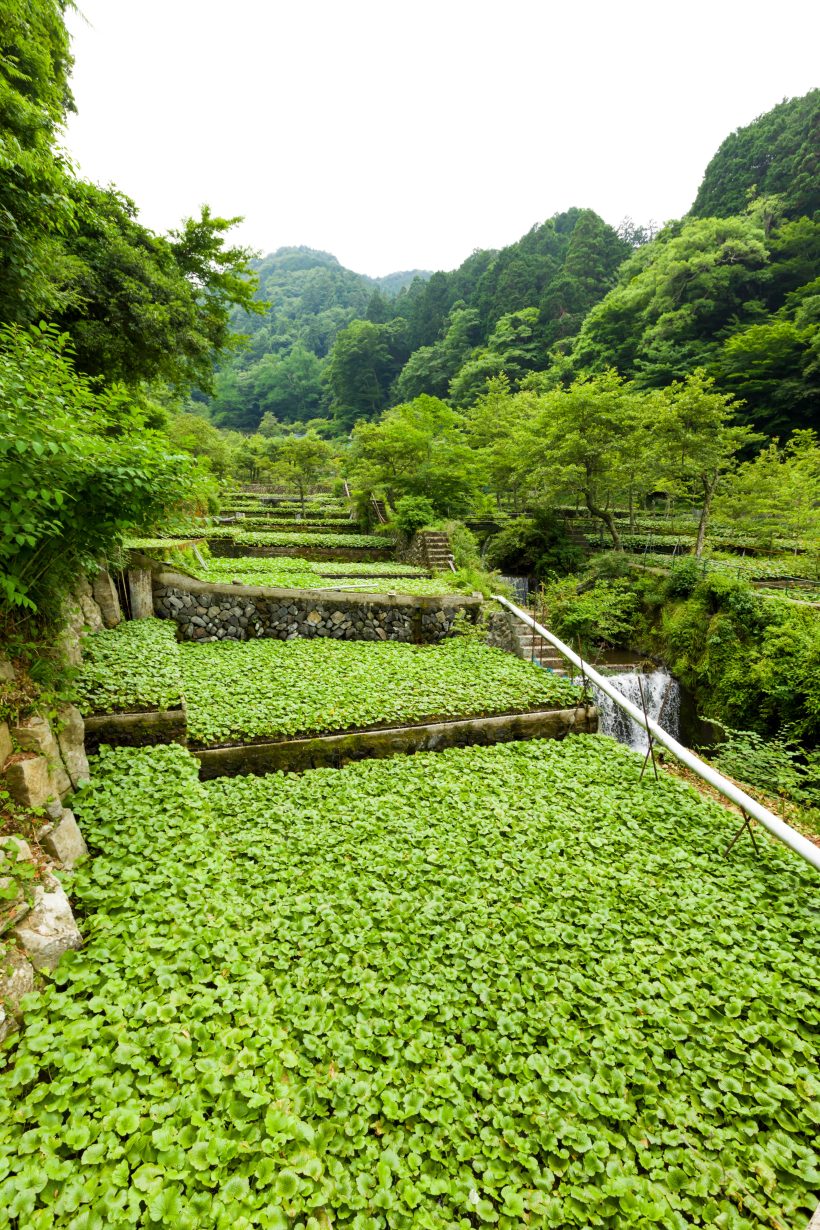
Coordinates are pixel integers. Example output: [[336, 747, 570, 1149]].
[[194, 705, 599, 778], [83, 708, 186, 751], [153, 571, 483, 610]]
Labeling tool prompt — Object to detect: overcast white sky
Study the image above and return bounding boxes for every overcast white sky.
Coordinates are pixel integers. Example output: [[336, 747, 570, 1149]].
[[63, 0, 819, 277]]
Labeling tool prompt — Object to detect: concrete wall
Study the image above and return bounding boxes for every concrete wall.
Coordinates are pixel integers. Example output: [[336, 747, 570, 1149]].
[[152, 571, 482, 644], [195, 705, 598, 777]]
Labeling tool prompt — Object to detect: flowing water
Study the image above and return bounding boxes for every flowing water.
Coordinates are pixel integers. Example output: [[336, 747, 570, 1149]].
[[500, 575, 530, 604], [593, 669, 680, 754]]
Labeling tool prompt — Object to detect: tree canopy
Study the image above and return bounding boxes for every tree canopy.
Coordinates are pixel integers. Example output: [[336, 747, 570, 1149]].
[[690, 89, 820, 221]]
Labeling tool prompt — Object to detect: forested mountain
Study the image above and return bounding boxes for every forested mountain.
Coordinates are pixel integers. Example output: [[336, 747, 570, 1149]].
[[209, 210, 631, 430], [567, 91, 820, 436], [690, 89, 819, 221], [205, 248, 430, 430], [203, 89, 819, 440]]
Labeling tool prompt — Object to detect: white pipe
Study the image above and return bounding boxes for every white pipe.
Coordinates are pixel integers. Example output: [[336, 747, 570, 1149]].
[[493, 596, 820, 873]]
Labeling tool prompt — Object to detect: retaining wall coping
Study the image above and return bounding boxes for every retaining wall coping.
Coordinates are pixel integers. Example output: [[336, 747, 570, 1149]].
[[153, 571, 482, 611]]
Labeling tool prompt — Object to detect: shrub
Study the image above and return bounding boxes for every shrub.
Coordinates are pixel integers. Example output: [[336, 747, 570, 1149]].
[[0, 324, 205, 620], [440, 520, 481, 570], [392, 495, 437, 535], [485, 512, 583, 579], [665, 555, 701, 597], [710, 727, 818, 806], [538, 576, 640, 648]]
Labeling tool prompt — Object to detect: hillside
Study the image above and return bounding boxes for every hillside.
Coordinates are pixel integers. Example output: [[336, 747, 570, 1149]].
[[209, 209, 631, 431], [690, 89, 820, 221], [206, 89, 820, 439]]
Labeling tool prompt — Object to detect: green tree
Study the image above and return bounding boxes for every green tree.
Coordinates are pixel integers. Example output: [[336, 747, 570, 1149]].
[[55, 184, 260, 390], [233, 435, 271, 483], [716, 318, 818, 436], [464, 377, 538, 513], [653, 371, 758, 555], [0, 0, 76, 325], [571, 215, 769, 384], [392, 304, 482, 401], [690, 89, 820, 221], [251, 344, 324, 422], [525, 372, 652, 548], [325, 320, 401, 430], [449, 307, 544, 407], [209, 366, 257, 432], [540, 210, 629, 348], [165, 412, 238, 479], [350, 395, 478, 514], [0, 324, 206, 615], [271, 433, 336, 515], [715, 430, 820, 552]]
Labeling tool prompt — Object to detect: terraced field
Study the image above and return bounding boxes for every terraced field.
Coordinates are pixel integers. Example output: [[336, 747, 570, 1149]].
[[1, 739, 816, 1228], [178, 638, 581, 745]]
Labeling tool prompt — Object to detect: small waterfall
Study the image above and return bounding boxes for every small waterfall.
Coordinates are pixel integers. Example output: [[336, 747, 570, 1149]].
[[593, 669, 680, 753], [500, 575, 529, 605]]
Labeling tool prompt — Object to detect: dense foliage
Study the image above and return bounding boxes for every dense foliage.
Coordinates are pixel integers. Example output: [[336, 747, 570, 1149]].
[[709, 728, 820, 811], [0, 0, 75, 326], [649, 572, 820, 740], [537, 577, 640, 649], [0, 0, 259, 628], [690, 90, 820, 221], [0, 739, 816, 1227], [0, 326, 208, 616], [74, 619, 182, 715], [179, 638, 580, 745], [207, 210, 629, 432], [568, 210, 820, 434], [54, 185, 260, 391]]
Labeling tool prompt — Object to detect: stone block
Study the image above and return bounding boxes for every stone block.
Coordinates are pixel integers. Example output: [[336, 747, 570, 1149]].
[[12, 716, 71, 797], [0, 721, 11, 768], [0, 835, 34, 862], [55, 704, 89, 788], [13, 873, 83, 971], [4, 756, 56, 808], [79, 593, 104, 632], [92, 569, 122, 627], [40, 810, 88, 869], [0, 950, 36, 1043], [0, 655, 15, 682]]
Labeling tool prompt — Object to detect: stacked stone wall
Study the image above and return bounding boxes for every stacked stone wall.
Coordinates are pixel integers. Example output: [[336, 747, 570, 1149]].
[[485, 609, 525, 658], [152, 572, 481, 644]]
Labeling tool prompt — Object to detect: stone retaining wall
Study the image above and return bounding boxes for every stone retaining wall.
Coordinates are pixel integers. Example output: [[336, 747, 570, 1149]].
[[399, 530, 453, 570], [152, 571, 482, 643], [1, 655, 90, 1043], [485, 608, 524, 658]]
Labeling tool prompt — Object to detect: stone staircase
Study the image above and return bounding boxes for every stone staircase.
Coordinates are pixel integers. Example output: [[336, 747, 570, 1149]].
[[423, 532, 456, 573], [513, 625, 569, 675]]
